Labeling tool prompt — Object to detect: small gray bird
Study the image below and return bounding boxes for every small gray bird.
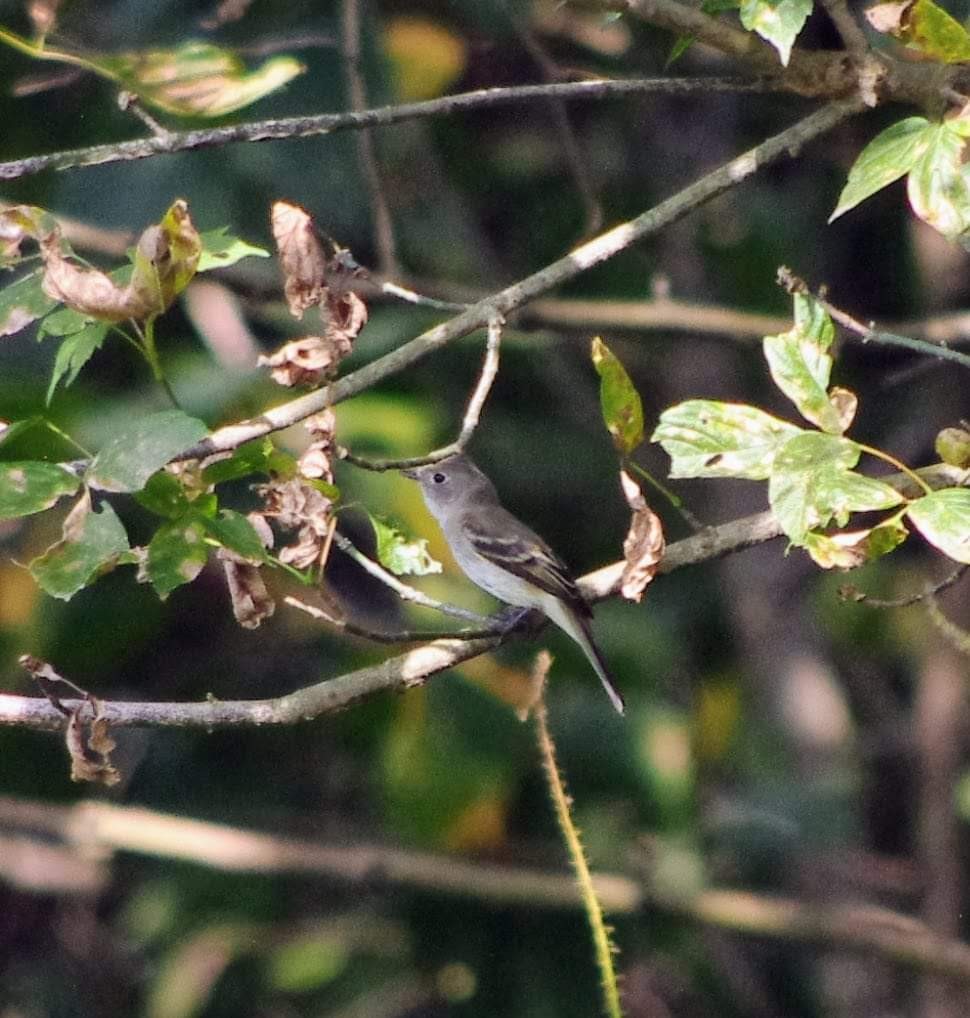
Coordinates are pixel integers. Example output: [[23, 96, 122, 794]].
[[403, 453, 625, 714]]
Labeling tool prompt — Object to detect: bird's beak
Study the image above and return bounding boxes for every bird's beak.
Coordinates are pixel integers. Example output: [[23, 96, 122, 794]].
[[400, 467, 420, 480]]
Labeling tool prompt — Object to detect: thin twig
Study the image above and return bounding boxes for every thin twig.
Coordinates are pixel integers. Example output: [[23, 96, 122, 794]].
[[378, 280, 470, 313], [0, 77, 789, 181], [284, 595, 498, 643], [340, 0, 400, 275], [339, 314, 505, 471], [779, 268, 970, 371], [839, 565, 967, 608], [331, 530, 493, 625], [925, 594, 970, 657]]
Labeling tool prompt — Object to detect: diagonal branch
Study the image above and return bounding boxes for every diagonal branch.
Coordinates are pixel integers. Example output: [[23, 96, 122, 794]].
[[175, 99, 863, 464]]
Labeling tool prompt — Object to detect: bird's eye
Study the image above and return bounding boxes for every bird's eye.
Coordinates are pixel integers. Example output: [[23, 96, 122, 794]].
[[432, 472, 446, 484]]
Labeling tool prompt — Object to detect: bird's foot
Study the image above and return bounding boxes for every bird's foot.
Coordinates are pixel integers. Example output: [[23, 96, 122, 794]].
[[492, 605, 546, 636]]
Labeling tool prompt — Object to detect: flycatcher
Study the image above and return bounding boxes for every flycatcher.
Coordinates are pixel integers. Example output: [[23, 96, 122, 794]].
[[403, 453, 625, 714]]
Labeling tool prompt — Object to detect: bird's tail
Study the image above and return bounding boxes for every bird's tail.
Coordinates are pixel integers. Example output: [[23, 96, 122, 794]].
[[545, 598, 626, 715]]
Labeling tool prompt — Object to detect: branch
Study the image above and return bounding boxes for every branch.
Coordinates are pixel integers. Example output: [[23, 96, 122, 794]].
[[7, 795, 970, 981], [177, 99, 862, 463], [0, 77, 777, 181], [339, 315, 504, 470]]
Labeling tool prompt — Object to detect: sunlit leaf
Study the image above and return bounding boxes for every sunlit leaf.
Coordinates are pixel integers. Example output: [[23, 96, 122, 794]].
[[739, 0, 811, 64], [906, 122, 970, 239], [803, 518, 908, 569], [829, 116, 933, 221], [652, 399, 803, 480], [935, 426, 970, 467], [768, 432, 904, 543], [146, 515, 209, 597], [201, 439, 295, 485], [0, 29, 305, 119], [866, 0, 970, 61], [370, 515, 442, 576], [0, 461, 79, 519], [86, 410, 209, 492], [29, 500, 130, 599], [591, 336, 644, 456], [905, 487, 970, 562], [265, 932, 348, 992], [197, 227, 270, 272], [763, 292, 854, 434]]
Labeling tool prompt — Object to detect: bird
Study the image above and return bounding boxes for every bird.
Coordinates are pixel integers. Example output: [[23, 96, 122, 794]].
[[403, 453, 625, 714]]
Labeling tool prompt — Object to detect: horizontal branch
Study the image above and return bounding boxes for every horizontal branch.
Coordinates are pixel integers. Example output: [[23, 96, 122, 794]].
[[5, 794, 970, 981], [178, 98, 862, 462], [0, 76, 774, 181], [7, 458, 966, 734]]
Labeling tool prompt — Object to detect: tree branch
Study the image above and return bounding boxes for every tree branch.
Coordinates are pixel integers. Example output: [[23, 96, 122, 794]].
[[7, 458, 966, 733], [176, 99, 862, 463], [0, 77, 778, 181], [6, 795, 970, 982]]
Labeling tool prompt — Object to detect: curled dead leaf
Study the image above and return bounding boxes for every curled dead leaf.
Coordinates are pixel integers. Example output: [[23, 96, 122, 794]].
[[271, 201, 330, 318], [258, 477, 334, 568], [221, 557, 275, 628], [66, 700, 121, 786], [299, 409, 336, 481], [257, 336, 342, 387], [619, 470, 665, 603]]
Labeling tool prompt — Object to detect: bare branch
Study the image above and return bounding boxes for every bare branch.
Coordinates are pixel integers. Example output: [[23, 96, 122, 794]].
[[340, 0, 400, 275], [0, 77, 778, 182], [6, 795, 970, 981], [340, 314, 505, 471], [779, 268, 970, 371], [330, 530, 493, 625], [840, 565, 967, 608]]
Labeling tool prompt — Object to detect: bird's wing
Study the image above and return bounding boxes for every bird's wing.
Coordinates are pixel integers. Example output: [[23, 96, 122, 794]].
[[460, 504, 590, 615]]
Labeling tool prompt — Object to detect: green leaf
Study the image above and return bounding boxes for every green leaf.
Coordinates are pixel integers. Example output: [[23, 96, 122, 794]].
[[867, 0, 970, 60], [0, 270, 57, 337], [739, 0, 811, 64], [200, 510, 269, 562], [590, 337, 645, 456], [197, 228, 270, 272], [97, 40, 305, 117], [86, 410, 209, 492], [768, 432, 904, 543], [830, 117, 933, 221], [905, 488, 970, 563], [45, 322, 108, 403], [134, 470, 192, 519], [803, 518, 908, 569], [0, 461, 80, 519], [30, 501, 130, 599], [907, 123, 970, 239], [370, 515, 442, 576], [146, 516, 210, 598], [763, 292, 856, 434], [651, 399, 802, 480], [200, 439, 293, 485]]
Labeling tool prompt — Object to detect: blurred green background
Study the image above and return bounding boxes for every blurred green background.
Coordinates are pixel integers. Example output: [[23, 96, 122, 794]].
[[1, 0, 969, 1016]]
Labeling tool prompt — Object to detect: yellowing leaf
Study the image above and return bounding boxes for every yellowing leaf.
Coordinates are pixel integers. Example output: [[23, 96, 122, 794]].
[[0, 29, 304, 118], [384, 17, 466, 101], [866, 0, 970, 61], [591, 336, 644, 456]]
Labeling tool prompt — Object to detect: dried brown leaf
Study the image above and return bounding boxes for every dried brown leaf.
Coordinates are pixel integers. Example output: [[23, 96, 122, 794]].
[[221, 557, 275, 628], [324, 290, 368, 348], [619, 470, 665, 603], [271, 201, 328, 318], [299, 409, 336, 481], [41, 235, 137, 321], [257, 336, 339, 387], [66, 699, 121, 786]]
